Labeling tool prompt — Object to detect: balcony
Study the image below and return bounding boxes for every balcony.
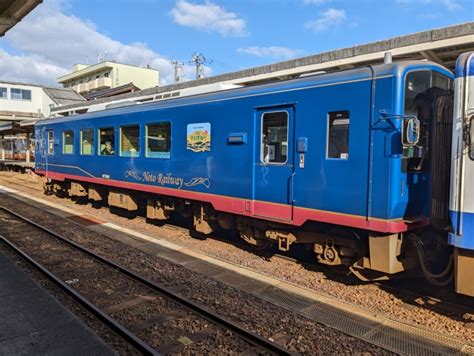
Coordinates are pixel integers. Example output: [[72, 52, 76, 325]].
[[71, 83, 88, 94], [70, 77, 112, 94], [88, 77, 112, 91]]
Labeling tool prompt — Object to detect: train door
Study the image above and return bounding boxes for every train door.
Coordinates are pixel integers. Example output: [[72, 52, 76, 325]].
[[35, 127, 48, 170], [253, 106, 294, 222]]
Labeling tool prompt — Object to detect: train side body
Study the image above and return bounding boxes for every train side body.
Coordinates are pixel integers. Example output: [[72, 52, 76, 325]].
[[449, 52, 474, 296], [34, 62, 452, 235]]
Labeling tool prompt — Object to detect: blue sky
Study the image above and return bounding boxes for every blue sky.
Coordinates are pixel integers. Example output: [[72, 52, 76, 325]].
[[0, 0, 472, 85]]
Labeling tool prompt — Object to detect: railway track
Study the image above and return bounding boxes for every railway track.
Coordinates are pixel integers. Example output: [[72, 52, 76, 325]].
[[0, 206, 291, 355]]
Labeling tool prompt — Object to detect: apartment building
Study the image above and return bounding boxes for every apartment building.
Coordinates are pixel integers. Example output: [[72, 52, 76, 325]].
[[57, 61, 159, 96]]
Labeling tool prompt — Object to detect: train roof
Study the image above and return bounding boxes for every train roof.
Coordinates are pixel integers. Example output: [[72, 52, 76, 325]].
[[37, 60, 452, 127], [455, 52, 474, 78]]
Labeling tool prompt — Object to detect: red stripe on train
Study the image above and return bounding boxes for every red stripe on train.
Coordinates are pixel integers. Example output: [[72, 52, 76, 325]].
[[35, 169, 426, 233]]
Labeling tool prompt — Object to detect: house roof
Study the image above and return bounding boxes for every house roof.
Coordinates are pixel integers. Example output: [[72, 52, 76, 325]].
[[42, 87, 85, 105], [0, 80, 86, 105], [84, 82, 140, 100]]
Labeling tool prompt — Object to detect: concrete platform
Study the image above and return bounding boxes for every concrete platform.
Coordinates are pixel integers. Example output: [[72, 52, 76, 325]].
[[0, 250, 114, 356]]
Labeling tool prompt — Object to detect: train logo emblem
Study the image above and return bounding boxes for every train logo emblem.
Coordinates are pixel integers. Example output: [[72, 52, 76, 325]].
[[187, 123, 211, 152]]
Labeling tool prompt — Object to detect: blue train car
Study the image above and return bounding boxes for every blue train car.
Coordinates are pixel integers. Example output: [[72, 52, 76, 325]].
[[35, 60, 454, 277]]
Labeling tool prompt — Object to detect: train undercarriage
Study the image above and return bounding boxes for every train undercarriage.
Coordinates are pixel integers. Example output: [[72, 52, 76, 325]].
[[41, 177, 452, 284]]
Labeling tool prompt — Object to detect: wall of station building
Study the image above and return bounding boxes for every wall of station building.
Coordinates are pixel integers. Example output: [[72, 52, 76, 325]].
[[0, 83, 55, 121]]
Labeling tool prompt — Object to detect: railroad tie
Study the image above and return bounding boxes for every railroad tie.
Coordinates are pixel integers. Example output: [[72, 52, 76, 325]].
[[103, 294, 157, 313]]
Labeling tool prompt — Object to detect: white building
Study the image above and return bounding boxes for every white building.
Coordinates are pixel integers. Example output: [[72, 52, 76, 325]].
[[0, 80, 84, 163], [0, 80, 85, 125]]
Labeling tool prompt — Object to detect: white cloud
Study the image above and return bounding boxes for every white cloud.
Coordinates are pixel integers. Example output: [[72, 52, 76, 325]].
[[0, 50, 68, 84], [305, 8, 347, 33], [0, 2, 207, 86], [237, 46, 303, 60], [170, 1, 247, 37], [440, 0, 462, 11]]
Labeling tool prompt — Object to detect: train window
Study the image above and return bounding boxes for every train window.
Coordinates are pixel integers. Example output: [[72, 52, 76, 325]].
[[80, 129, 94, 155], [62, 131, 74, 154], [47, 131, 54, 155], [261, 111, 288, 164], [404, 71, 431, 116], [327, 111, 350, 159], [146, 122, 171, 158], [98, 127, 115, 156], [120, 125, 140, 157], [0, 87, 7, 99]]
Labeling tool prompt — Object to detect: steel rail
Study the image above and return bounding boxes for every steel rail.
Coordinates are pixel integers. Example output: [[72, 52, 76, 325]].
[[0, 236, 159, 356], [0, 206, 292, 356]]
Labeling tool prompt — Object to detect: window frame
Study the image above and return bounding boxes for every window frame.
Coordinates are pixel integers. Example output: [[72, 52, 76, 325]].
[[0, 87, 7, 99], [98, 127, 116, 157], [145, 121, 171, 159], [80, 128, 94, 156], [260, 110, 289, 165], [403, 69, 431, 115], [10, 88, 31, 101], [119, 124, 140, 158], [47, 130, 54, 155], [326, 111, 350, 160], [62, 130, 74, 155]]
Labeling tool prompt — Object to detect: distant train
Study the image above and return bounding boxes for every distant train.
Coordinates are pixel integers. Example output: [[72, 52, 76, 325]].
[[0, 136, 34, 162], [34, 53, 474, 297]]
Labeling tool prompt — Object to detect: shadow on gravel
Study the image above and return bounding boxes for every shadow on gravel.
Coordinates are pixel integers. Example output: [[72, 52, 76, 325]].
[[62, 195, 474, 327]]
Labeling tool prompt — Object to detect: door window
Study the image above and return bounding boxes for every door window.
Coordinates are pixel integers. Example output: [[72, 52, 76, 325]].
[[47, 131, 54, 155], [327, 111, 350, 159], [261, 111, 288, 164]]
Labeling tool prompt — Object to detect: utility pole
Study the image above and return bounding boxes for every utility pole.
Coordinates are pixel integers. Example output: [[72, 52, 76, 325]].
[[170, 60, 185, 83], [189, 53, 213, 80]]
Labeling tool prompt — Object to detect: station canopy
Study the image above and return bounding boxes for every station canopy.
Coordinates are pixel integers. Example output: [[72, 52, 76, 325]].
[[0, 0, 41, 37]]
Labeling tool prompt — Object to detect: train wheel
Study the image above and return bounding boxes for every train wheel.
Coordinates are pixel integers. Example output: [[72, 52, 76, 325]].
[[239, 225, 271, 251]]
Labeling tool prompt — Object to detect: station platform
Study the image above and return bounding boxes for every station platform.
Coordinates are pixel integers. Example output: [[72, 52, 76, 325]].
[[0, 250, 114, 355], [0, 160, 34, 172]]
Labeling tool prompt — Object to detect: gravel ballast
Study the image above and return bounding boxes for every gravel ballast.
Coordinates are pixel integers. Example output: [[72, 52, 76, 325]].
[[0, 181, 390, 355]]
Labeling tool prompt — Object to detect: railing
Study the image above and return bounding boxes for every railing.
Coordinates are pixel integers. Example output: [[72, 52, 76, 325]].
[[71, 77, 112, 93]]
